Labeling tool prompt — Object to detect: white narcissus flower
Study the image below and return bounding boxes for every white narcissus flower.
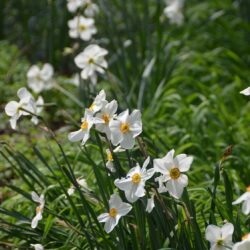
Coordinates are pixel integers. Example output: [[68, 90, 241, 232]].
[[31, 96, 44, 125], [67, 0, 83, 13], [232, 186, 250, 215], [105, 149, 115, 172], [74, 44, 108, 84], [67, 178, 89, 196], [154, 149, 193, 199], [240, 87, 250, 96], [31, 192, 45, 229], [115, 157, 154, 203], [205, 223, 234, 250], [109, 109, 142, 149], [30, 244, 44, 250], [5, 87, 36, 129], [97, 193, 132, 233], [146, 194, 155, 213], [233, 234, 250, 250], [95, 100, 118, 139], [68, 15, 97, 41], [164, 0, 184, 26], [88, 90, 107, 113], [27, 63, 54, 93], [68, 110, 102, 145], [83, 0, 99, 17]]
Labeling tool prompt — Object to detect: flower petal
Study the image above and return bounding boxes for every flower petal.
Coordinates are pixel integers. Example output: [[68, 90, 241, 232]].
[[68, 129, 84, 142], [205, 225, 221, 243]]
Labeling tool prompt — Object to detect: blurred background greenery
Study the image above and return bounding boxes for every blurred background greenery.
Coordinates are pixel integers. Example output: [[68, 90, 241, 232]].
[[0, 0, 250, 249]]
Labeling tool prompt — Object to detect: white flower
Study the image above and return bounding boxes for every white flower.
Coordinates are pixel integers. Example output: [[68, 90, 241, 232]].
[[105, 149, 116, 172], [5, 87, 36, 129], [232, 186, 250, 215], [67, 0, 83, 13], [154, 149, 193, 199], [164, 0, 184, 26], [67, 178, 89, 195], [233, 234, 250, 250], [95, 100, 118, 139], [88, 90, 107, 113], [240, 87, 250, 96], [146, 194, 155, 213], [68, 109, 102, 145], [30, 244, 44, 250], [74, 44, 108, 84], [31, 96, 44, 125], [97, 193, 132, 233], [109, 109, 142, 149], [205, 223, 234, 250], [27, 63, 54, 93], [31, 192, 45, 229], [68, 15, 97, 41], [115, 157, 154, 203], [83, 0, 99, 17]]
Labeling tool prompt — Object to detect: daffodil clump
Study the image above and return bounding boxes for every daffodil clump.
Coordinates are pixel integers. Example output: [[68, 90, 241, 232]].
[[1, 0, 250, 249]]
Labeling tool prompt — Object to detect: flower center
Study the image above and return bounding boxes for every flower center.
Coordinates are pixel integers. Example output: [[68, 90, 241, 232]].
[[109, 208, 117, 218], [36, 206, 42, 214], [81, 120, 88, 130], [120, 123, 130, 133], [89, 102, 95, 111], [170, 167, 180, 180], [102, 113, 110, 124], [88, 58, 94, 64], [132, 173, 141, 184], [79, 24, 86, 31], [247, 186, 250, 192], [107, 152, 113, 162], [216, 239, 224, 246]]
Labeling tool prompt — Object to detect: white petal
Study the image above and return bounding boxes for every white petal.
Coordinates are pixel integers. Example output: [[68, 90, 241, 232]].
[[109, 193, 123, 208], [177, 174, 188, 187], [110, 121, 123, 145], [117, 109, 129, 123], [31, 244, 44, 250], [146, 196, 155, 213], [97, 213, 110, 223], [17, 87, 32, 100], [232, 240, 250, 250], [5, 101, 19, 116], [117, 203, 132, 216], [232, 192, 250, 205], [41, 63, 53, 81], [141, 157, 150, 172], [125, 185, 139, 203], [134, 183, 146, 198], [154, 158, 168, 175], [205, 225, 221, 243], [165, 179, 185, 199], [120, 133, 135, 149], [68, 129, 84, 142], [27, 65, 40, 78], [10, 116, 18, 129], [31, 192, 41, 203], [114, 178, 132, 191], [221, 223, 234, 241], [31, 213, 42, 229], [177, 156, 193, 172], [240, 87, 250, 96], [104, 217, 117, 233], [242, 200, 250, 215]]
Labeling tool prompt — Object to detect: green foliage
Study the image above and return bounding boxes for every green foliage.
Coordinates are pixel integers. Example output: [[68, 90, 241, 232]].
[[0, 0, 250, 249]]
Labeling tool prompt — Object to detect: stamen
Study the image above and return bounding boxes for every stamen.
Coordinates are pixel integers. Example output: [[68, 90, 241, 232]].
[[131, 173, 141, 184], [102, 113, 110, 124], [120, 123, 130, 133], [109, 208, 117, 218], [81, 120, 88, 130], [170, 167, 180, 180]]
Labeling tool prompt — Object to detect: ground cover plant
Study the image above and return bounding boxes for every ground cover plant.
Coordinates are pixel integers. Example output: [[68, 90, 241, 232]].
[[0, 0, 250, 249]]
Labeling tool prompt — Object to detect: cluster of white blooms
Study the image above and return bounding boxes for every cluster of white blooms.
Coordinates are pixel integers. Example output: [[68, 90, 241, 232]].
[[68, 89, 143, 150], [205, 223, 250, 250], [66, 0, 108, 85], [163, 0, 185, 26], [5, 88, 44, 129]]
